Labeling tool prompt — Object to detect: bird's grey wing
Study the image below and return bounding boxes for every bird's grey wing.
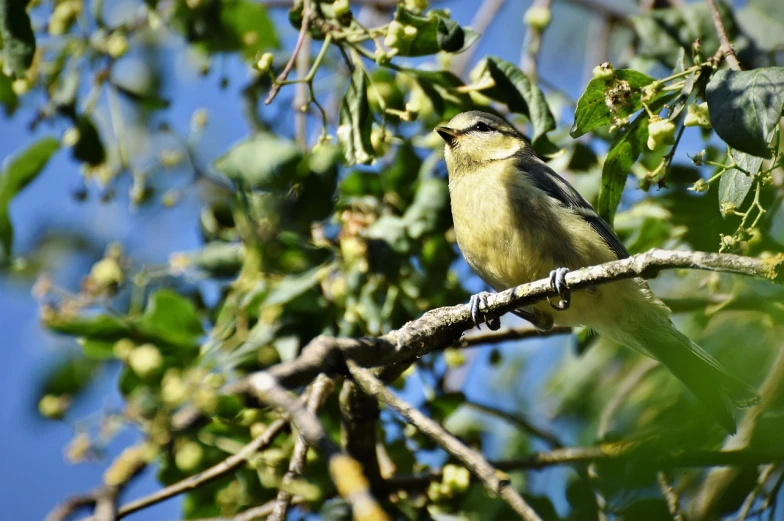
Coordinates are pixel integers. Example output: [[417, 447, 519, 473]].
[[522, 158, 630, 260]]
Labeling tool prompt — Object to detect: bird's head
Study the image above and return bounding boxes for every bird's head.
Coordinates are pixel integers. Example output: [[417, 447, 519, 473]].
[[435, 111, 529, 176]]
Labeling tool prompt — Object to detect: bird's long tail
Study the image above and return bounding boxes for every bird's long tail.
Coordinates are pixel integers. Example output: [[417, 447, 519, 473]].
[[606, 308, 760, 434]]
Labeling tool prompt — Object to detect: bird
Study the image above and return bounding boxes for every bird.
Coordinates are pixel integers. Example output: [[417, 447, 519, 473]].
[[436, 110, 760, 434]]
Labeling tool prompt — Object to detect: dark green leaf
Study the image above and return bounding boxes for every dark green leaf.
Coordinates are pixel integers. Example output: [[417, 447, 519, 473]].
[[174, 0, 278, 59], [263, 266, 322, 307], [138, 289, 204, 350], [631, 2, 739, 68], [39, 354, 100, 398], [72, 116, 106, 166], [571, 70, 658, 138], [338, 67, 374, 165], [0, 137, 60, 265], [0, 73, 19, 115], [718, 150, 762, 210], [599, 95, 675, 224], [0, 0, 36, 78], [320, 499, 352, 521], [428, 392, 465, 421], [394, 6, 479, 56], [214, 133, 301, 189], [706, 67, 784, 158], [477, 56, 556, 145], [367, 215, 410, 254]]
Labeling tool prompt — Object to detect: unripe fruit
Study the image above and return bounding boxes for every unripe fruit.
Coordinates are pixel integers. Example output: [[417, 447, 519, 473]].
[[647, 116, 676, 151], [128, 344, 163, 378], [592, 62, 614, 81], [524, 6, 552, 30], [256, 52, 273, 74], [175, 441, 204, 472], [106, 32, 128, 58], [384, 20, 406, 49], [684, 102, 711, 128], [333, 0, 350, 18]]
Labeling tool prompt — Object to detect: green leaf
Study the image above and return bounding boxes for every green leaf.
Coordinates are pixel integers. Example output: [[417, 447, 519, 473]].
[[189, 242, 245, 275], [174, 0, 278, 59], [476, 56, 556, 145], [0, 137, 60, 265], [737, 0, 784, 51], [214, 133, 301, 190], [0, 73, 19, 115], [718, 150, 762, 210], [403, 68, 472, 117], [403, 178, 449, 239], [394, 6, 479, 56], [72, 116, 106, 166], [79, 338, 116, 360], [39, 354, 99, 398], [706, 67, 784, 158], [0, 0, 36, 78], [571, 70, 658, 138], [45, 312, 133, 339], [338, 66, 374, 165], [598, 95, 675, 224], [631, 2, 739, 68], [138, 289, 204, 350]]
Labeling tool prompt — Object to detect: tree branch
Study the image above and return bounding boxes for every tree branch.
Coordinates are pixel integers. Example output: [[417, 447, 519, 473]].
[[265, 8, 312, 105], [464, 400, 564, 448], [706, 0, 741, 70], [269, 374, 334, 521], [347, 362, 544, 521], [250, 249, 784, 391], [457, 325, 571, 348], [248, 371, 390, 521]]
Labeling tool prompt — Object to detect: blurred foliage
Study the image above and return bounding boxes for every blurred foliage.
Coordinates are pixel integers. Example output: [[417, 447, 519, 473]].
[[1, 0, 783, 520]]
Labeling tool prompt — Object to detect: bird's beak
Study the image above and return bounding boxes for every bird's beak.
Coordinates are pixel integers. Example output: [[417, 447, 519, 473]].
[[435, 126, 458, 147]]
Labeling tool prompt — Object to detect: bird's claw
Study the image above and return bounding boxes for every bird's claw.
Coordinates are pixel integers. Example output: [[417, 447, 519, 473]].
[[547, 267, 571, 311], [468, 291, 501, 331]]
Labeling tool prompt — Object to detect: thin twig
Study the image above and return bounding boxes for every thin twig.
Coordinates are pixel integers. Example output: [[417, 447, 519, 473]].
[[85, 417, 291, 520], [520, 0, 553, 81], [265, 10, 312, 105], [348, 362, 543, 521], [386, 446, 784, 490], [657, 472, 685, 521], [458, 326, 572, 348], [465, 401, 563, 448], [293, 0, 312, 149], [738, 465, 777, 521], [45, 493, 98, 521], [706, 0, 741, 70], [269, 375, 334, 521]]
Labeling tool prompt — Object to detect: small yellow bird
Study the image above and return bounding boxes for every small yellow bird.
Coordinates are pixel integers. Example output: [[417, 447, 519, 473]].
[[436, 110, 759, 433]]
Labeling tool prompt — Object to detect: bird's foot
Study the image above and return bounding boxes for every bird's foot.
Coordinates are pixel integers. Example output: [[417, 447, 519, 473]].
[[468, 291, 501, 331], [547, 267, 571, 311]]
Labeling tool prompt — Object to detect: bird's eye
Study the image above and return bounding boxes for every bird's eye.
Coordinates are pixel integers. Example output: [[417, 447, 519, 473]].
[[473, 122, 491, 132]]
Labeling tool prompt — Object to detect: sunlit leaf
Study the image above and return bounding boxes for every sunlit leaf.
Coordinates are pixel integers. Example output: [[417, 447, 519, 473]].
[[394, 6, 479, 56], [706, 67, 784, 158], [571, 70, 658, 138], [338, 67, 374, 165], [0, 137, 60, 265], [599, 95, 675, 224], [718, 150, 763, 210], [476, 56, 556, 146], [138, 289, 204, 350]]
